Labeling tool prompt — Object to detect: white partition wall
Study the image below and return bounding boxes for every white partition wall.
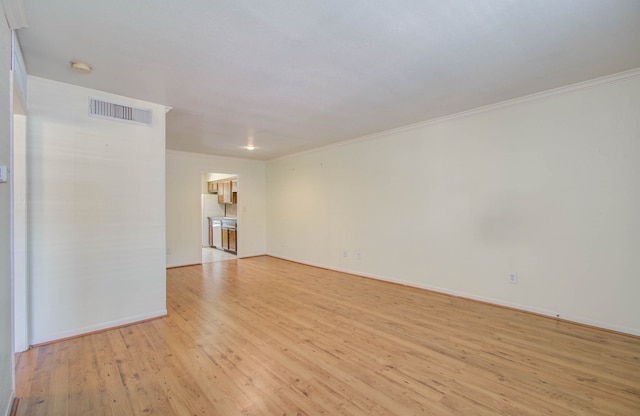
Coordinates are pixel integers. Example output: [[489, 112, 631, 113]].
[[27, 77, 168, 344], [12, 114, 26, 353], [0, 8, 15, 415], [266, 71, 640, 336]]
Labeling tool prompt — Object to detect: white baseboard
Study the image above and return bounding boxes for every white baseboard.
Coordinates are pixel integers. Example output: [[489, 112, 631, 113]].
[[268, 254, 640, 337], [30, 309, 167, 346], [3, 392, 15, 416]]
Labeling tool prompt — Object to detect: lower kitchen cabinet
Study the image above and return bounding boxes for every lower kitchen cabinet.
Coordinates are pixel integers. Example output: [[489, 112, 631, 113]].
[[228, 229, 236, 252], [208, 218, 213, 247], [222, 228, 228, 249], [221, 228, 237, 253]]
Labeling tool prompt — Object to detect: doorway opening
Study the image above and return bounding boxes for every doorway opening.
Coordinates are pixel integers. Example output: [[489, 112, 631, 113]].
[[201, 172, 238, 263]]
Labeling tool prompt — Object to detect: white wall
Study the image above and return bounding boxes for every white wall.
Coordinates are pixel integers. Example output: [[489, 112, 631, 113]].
[[12, 114, 26, 352], [166, 150, 266, 267], [0, 10, 14, 416], [27, 77, 168, 344], [266, 71, 640, 335]]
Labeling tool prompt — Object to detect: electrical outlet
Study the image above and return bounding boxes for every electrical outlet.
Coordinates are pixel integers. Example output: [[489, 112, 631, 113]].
[[343, 250, 348, 258], [356, 250, 361, 260], [166, 247, 172, 255], [509, 272, 517, 284]]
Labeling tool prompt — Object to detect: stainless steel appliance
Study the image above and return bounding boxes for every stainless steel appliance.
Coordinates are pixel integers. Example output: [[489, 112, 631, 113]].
[[212, 218, 222, 248]]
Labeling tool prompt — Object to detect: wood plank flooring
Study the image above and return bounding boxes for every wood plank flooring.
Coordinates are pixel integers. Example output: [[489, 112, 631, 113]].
[[15, 256, 640, 415]]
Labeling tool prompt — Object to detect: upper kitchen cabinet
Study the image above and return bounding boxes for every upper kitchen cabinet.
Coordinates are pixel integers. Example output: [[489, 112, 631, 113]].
[[210, 178, 238, 204], [217, 181, 231, 204], [216, 180, 237, 204], [231, 180, 238, 204]]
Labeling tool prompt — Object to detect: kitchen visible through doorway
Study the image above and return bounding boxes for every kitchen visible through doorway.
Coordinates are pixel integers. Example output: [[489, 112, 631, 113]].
[[201, 172, 239, 263]]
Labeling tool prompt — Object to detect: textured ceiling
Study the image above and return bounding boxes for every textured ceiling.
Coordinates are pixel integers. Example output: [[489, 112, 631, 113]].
[[16, 0, 640, 160]]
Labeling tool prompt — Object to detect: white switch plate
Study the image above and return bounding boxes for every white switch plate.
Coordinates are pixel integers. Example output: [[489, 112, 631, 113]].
[[0, 165, 7, 183]]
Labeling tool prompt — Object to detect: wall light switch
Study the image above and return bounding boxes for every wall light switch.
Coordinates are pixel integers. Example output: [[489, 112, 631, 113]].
[[0, 165, 7, 183]]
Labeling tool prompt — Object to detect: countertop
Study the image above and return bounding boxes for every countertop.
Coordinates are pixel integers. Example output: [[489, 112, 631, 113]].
[[208, 217, 237, 222]]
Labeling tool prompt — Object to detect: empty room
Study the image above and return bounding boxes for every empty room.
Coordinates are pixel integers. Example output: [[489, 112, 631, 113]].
[[1, 1, 639, 415]]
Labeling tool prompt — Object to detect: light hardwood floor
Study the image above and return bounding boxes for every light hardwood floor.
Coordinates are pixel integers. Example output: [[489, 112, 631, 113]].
[[15, 256, 640, 415]]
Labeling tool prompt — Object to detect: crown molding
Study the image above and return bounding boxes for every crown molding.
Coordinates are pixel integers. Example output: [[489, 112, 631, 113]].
[[270, 67, 640, 162]]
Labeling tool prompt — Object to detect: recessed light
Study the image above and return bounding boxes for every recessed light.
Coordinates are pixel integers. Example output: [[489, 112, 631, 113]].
[[70, 61, 92, 74], [245, 145, 256, 150]]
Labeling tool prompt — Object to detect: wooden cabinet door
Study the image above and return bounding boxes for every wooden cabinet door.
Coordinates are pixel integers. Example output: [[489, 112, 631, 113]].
[[231, 180, 238, 204], [222, 229, 229, 249], [217, 184, 224, 203], [217, 181, 232, 204], [207, 181, 218, 194], [229, 230, 236, 252], [208, 218, 213, 247], [223, 181, 232, 203]]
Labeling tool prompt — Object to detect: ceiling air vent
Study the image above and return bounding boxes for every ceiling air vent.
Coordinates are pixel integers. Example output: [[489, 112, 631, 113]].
[[89, 97, 152, 126]]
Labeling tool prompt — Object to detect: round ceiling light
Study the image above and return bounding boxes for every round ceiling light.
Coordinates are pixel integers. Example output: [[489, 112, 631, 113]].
[[70, 61, 92, 74]]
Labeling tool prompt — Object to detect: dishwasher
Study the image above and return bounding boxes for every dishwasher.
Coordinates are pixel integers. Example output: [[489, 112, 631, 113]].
[[212, 218, 222, 249]]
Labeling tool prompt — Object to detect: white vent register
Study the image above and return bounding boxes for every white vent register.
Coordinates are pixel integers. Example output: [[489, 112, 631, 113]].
[[89, 97, 152, 126]]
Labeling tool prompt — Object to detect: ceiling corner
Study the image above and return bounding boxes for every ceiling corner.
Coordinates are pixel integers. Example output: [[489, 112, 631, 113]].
[[2, 0, 28, 29]]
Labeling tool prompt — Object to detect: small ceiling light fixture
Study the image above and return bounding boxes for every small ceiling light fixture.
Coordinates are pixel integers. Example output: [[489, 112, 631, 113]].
[[245, 134, 256, 150], [70, 60, 92, 74]]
